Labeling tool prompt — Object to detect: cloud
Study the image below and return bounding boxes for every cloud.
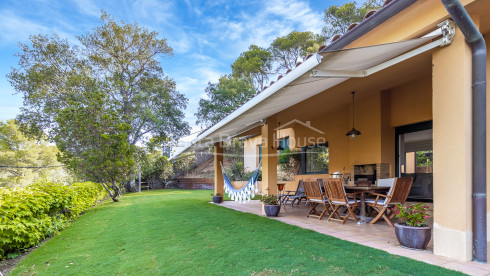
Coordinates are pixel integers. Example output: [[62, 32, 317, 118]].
[[0, 11, 52, 43], [202, 0, 324, 59], [71, 0, 100, 17], [131, 0, 176, 25], [262, 0, 324, 34], [0, 10, 78, 46]]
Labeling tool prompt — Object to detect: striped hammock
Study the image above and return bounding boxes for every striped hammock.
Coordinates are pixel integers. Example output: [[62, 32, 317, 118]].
[[220, 160, 261, 202]]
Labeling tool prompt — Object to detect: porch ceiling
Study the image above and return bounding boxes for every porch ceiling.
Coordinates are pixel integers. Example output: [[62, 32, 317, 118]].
[[171, 34, 442, 158]]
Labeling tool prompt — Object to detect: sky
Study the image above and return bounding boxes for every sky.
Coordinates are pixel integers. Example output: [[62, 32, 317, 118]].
[[0, 0, 356, 146]]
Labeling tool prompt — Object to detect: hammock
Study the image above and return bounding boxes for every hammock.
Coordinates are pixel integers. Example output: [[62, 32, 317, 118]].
[[220, 160, 261, 202]]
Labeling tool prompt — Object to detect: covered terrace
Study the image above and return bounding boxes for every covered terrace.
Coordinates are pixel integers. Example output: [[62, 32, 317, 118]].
[[172, 0, 490, 264]]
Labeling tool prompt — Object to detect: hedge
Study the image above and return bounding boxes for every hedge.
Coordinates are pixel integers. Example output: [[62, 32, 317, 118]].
[[0, 181, 107, 259]]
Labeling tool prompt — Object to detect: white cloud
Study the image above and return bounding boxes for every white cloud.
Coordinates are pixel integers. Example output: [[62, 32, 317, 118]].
[[0, 10, 78, 45], [131, 0, 176, 25], [0, 11, 52, 43], [71, 0, 100, 17], [262, 0, 324, 34], [202, 0, 324, 59]]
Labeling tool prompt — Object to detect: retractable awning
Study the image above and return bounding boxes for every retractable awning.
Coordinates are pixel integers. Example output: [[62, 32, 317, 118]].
[[171, 20, 455, 159]]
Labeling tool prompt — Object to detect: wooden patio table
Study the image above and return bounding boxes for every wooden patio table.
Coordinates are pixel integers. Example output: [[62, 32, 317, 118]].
[[343, 185, 390, 224]]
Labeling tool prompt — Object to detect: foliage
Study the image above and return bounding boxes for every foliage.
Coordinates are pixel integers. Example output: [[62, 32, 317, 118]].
[[416, 150, 433, 167], [196, 76, 255, 127], [54, 91, 134, 201], [270, 31, 325, 71], [226, 162, 245, 181], [231, 44, 272, 91], [259, 194, 279, 205], [7, 12, 189, 198], [0, 120, 72, 187], [306, 145, 329, 173], [322, 0, 384, 40], [394, 202, 430, 227], [172, 152, 196, 176], [0, 181, 107, 259], [278, 149, 301, 181], [211, 192, 222, 197], [137, 149, 173, 189], [243, 170, 262, 182], [10, 190, 460, 275]]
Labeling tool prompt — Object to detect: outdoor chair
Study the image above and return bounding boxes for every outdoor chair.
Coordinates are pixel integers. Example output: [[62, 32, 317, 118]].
[[325, 179, 360, 224], [366, 178, 395, 214], [365, 177, 413, 227], [303, 179, 332, 220], [280, 180, 306, 207]]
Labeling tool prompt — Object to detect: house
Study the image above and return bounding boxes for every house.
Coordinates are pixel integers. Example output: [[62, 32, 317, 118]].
[[172, 0, 490, 263]]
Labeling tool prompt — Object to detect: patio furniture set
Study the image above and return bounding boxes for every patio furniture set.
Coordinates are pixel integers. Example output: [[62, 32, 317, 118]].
[[278, 177, 413, 226]]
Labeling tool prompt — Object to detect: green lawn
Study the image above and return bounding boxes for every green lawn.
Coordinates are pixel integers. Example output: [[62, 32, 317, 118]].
[[10, 190, 462, 275]]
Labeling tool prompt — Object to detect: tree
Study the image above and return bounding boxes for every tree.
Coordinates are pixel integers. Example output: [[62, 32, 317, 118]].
[[196, 76, 255, 127], [0, 120, 71, 187], [136, 148, 173, 189], [322, 1, 384, 40], [7, 12, 189, 199], [270, 31, 326, 71], [54, 89, 134, 201], [172, 152, 196, 177], [231, 45, 272, 91]]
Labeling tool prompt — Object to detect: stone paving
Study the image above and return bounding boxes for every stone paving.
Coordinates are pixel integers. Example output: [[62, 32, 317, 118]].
[[216, 200, 490, 276]]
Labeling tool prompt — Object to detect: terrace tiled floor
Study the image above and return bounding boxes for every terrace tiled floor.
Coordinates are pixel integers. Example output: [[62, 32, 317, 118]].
[[216, 200, 490, 276]]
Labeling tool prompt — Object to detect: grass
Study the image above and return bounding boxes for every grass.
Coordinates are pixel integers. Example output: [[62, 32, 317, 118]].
[[10, 190, 462, 275]]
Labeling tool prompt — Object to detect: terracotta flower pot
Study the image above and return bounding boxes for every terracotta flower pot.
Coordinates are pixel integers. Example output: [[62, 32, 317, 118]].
[[264, 204, 280, 217], [394, 223, 431, 250], [212, 196, 223, 204]]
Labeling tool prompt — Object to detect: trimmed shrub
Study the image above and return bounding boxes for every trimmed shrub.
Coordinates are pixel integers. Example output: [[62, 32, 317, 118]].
[[0, 181, 107, 259]]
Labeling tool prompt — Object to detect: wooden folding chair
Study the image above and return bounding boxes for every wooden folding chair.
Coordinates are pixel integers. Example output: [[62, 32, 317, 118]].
[[303, 179, 331, 220], [366, 177, 413, 227], [325, 179, 360, 224]]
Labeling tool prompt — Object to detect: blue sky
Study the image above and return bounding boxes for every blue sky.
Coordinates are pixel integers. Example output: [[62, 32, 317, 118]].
[[0, 0, 355, 140]]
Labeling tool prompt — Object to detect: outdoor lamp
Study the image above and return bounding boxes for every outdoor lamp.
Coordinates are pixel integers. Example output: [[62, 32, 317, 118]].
[[346, 91, 362, 139]]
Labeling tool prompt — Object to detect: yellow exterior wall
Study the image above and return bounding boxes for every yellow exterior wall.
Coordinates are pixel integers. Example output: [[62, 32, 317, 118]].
[[432, 27, 473, 261], [390, 76, 433, 127], [243, 135, 262, 172]]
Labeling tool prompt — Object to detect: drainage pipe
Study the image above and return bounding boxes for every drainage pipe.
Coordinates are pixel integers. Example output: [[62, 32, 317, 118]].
[[441, 0, 487, 263]]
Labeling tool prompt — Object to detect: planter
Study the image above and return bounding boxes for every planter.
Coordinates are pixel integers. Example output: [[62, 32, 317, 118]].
[[212, 196, 223, 204], [394, 223, 431, 250], [264, 204, 280, 217]]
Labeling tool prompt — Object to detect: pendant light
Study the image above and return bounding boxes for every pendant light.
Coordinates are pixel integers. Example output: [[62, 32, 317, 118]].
[[277, 122, 284, 151], [346, 91, 362, 139]]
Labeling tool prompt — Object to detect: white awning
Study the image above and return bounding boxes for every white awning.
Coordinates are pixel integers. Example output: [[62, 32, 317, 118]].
[[171, 20, 454, 159]]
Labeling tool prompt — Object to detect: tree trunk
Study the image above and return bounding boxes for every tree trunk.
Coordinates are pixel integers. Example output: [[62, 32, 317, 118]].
[[125, 178, 137, 192], [111, 180, 120, 202]]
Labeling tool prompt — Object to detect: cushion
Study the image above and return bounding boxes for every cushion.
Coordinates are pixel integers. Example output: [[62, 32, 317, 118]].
[[376, 178, 395, 187], [309, 198, 327, 203], [331, 199, 357, 205]]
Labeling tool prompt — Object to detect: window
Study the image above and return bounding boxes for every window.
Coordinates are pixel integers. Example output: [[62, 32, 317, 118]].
[[301, 143, 329, 174], [279, 137, 289, 151]]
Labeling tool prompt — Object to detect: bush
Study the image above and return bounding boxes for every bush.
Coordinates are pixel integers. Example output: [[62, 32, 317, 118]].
[[0, 181, 107, 259]]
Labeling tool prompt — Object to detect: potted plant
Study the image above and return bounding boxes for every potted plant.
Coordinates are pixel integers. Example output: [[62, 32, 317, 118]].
[[260, 194, 280, 217], [393, 202, 431, 250], [212, 193, 223, 204]]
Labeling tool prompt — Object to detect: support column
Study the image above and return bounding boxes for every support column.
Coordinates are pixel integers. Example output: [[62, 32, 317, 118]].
[[261, 115, 278, 195], [214, 142, 224, 196], [432, 28, 473, 261]]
